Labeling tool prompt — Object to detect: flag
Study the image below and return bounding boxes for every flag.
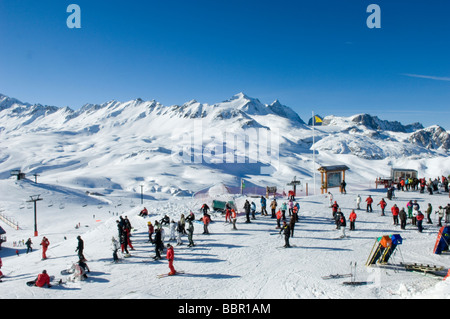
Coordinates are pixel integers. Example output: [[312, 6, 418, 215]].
[[314, 116, 323, 124]]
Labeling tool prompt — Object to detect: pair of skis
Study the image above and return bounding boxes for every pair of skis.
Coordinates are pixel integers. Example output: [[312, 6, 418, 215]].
[[323, 262, 374, 286], [157, 271, 185, 279]]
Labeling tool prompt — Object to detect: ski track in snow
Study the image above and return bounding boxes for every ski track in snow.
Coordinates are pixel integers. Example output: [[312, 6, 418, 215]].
[[0, 178, 449, 299]]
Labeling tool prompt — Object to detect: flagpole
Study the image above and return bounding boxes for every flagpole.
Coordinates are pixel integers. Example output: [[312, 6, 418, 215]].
[[312, 111, 316, 195]]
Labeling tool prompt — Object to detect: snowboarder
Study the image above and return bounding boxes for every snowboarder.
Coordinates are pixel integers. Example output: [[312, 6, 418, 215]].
[[160, 215, 170, 226], [40, 237, 50, 260], [75, 236, 85, 261], [349, 210, 357, 231], [25, 238, 33, 254], [280, 221, 291, 248], [365, 196, 373, 212], [33, 270, 52, 288], [139, 207, 148, 217], [166, 244, 176, 276]]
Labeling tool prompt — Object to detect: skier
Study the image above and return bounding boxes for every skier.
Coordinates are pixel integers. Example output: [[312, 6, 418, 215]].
[[187, 220, 195, 247], [75, 236, 85, 261], [377, 198, 387, 216], [169, 220, 177, 241], [119, 228, 130, 256], [436, 206, 445, 227], [406, 200, 413, 219], [111, 237, 120, 263], [40, 237, 50, 260], [289, 216, 296, 238], [356, 194, 361, 210], [391, 204, 399, 226], [124, 225, 135, 251], [327, 192, 333, 207], [426, 203, 433, 224], [270, 199, 277, 218], [176, 221, 183, 246], [288, 199, 294, 216], [337, 211, 346, 238], [166, 244, 176, 276], [280, 202, 287, 220], [331, 201, 339, 220], [231, 209, 238, 230], [147, 221, 154, 243], [260, 196, 268, 216], [279, 221, 291, 248], [244, 200, 251, 223], [25, 238, 33, 254], [349, 210, 357, 231], [399, 208, 407, 230], [416, 211, 424, 233], [340, 179, 347, 194], [201, 203, 210, 215], [202, 213, 210, 234], [0, 257, 3, 281], [365, 196, 373, 212], [251, 201, 256, 220], [276, 210, 282, 229], [294, 202, 300, 222], [153, 228, 163, 260]]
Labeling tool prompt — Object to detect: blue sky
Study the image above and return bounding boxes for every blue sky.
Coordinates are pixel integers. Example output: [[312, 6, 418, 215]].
[[0, 0, 449, 128]]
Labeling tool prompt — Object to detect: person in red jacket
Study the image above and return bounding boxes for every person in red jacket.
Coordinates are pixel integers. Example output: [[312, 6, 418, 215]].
[[416, 211, 424, 232], [166, 244, 176, 276], [377, 198, 387, 216], [365, 196, 373, 212], [35, 270, 51, 288], [391, 204, 399, 225], [40, 237, 50, 260], [349, 210, 357, 230], [276, 210, 283, 229]]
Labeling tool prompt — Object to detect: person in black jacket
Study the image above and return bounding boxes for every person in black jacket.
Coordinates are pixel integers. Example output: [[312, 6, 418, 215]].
[[153, 228, 163, 260], [76, 236, 85, 261], [279, 221, 291, 248]]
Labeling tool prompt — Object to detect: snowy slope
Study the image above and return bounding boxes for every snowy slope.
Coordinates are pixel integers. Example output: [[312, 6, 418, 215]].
[[0, 176, 449, 299], [0, 92, 449, 299]]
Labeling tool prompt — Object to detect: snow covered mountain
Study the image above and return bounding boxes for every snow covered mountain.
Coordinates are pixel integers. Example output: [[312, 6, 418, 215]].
[[0, 92, 449, 198]]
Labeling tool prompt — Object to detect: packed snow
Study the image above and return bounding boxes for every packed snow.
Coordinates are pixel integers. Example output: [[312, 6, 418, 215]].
[[0, 92, 449, 300], [0, 176, 449, 299]]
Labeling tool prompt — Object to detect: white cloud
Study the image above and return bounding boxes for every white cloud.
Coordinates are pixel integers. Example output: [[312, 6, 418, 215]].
[[403, 73, 450, 82]]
